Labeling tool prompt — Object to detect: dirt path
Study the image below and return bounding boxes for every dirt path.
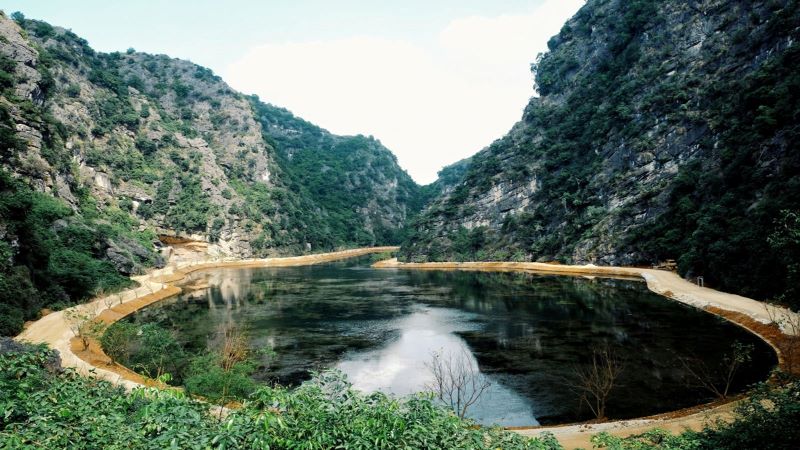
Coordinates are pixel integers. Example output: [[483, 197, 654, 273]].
[[373, 259, 799, 449], [15, 247, 398, 389]]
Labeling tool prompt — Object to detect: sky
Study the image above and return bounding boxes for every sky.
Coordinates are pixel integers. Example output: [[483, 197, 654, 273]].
[[3, 0, 584, 184]]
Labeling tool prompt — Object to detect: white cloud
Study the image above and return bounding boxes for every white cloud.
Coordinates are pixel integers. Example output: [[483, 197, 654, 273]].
[[224, 0, 584, 184]]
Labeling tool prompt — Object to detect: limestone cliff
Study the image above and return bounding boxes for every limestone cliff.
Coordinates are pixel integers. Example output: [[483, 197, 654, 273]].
[[0, 11, 424, 333], [401, 0, 800, 302]]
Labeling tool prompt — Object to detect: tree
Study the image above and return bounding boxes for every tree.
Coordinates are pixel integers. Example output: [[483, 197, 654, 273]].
[[64, 304, 105, 351], [100, 289, 116, 311], [10, 11, 25, 24], [425, 347, 491, 419], [184, 323, 257, 405], [566, 346, 623, 420], [128, 323, 186, 381], [680, 341, 754, 399]]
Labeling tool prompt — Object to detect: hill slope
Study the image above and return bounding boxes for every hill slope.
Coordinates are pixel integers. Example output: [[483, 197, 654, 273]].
[[400, 0, 800, 305], [252, 102, 423, 245], [0, 12, 422, 334]]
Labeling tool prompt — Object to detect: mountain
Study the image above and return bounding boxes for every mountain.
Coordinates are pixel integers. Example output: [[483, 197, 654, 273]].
[[0, 11, 423, 334], [252, 102, 423, 245], [400, 0, 800, 305]]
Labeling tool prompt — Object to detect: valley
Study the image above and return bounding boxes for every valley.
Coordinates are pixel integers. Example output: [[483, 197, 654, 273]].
[[2, 1, 800, 449]]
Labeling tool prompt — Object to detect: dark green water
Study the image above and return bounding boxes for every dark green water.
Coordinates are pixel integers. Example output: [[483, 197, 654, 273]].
[[127, 256, 776, 426]]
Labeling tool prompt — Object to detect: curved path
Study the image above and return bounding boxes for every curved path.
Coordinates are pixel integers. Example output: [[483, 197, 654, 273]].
[[373, 259, 799, 449], [15, 251, 797, 449]]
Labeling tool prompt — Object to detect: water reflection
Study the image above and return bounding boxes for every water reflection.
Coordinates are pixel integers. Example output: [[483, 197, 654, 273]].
[[128, 257, 776, 426], [336, 306, 539, 425]]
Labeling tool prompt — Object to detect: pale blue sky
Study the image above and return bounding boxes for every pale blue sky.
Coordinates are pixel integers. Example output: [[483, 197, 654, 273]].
[[3, 1, 584, 183]]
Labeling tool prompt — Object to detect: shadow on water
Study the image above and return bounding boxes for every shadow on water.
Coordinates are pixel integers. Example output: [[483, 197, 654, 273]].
[[127, 256, 777, 426]]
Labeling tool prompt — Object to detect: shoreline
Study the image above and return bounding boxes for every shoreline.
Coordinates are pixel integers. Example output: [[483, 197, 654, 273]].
[[14, 250, 798, 449], [15, 247, 398, 389], [372, 258, 799, 449]]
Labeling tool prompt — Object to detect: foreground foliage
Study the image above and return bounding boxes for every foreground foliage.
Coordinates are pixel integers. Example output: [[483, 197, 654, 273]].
[[3, 345, 799, 449], [0, 346, 561, 449]]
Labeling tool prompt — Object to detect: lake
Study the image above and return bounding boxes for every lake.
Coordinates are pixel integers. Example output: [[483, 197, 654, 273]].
[[126, 256, 776, 426]]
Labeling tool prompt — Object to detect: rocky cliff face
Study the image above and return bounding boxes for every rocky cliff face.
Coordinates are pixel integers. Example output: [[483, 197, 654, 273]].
[[0, 13, 421, 258], [401, 0, 800, 301]]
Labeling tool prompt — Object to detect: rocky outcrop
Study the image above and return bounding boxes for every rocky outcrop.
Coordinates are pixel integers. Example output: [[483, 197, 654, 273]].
[[105, 236, 164, 275]]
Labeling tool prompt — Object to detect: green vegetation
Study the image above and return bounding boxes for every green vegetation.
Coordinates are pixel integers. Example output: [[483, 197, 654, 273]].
[[1, 345, 562, 449], [251, 100, 426, 247], [184, 352, 258, 403], [0, 170, 157, 336], [368, 250, 396, 263], [183, 326, 260, 404], [101, 322, 187, 381]]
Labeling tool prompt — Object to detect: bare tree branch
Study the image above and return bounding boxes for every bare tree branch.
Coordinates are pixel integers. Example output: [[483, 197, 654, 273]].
[[679, 341, 753, 399], [565, 345, 623, 420], [425, 347, 491, 419]]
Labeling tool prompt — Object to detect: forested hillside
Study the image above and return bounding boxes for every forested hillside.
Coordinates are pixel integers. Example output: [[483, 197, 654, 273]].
[[252, 102, 423, 245], [0, 11, 423, 335], [401, 0, 800, 307]]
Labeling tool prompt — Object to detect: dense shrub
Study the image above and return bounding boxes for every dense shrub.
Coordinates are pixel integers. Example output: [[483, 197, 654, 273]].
[[101, 322, 187, 382], [0, 346, 562, 449], [184, 353, 258, 403]]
